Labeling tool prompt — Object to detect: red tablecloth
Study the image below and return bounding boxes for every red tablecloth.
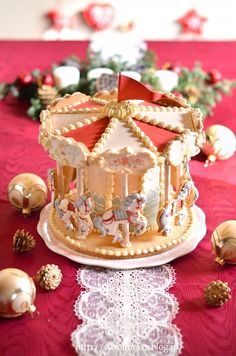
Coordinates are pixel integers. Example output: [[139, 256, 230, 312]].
[[0, 41, 236, 356]]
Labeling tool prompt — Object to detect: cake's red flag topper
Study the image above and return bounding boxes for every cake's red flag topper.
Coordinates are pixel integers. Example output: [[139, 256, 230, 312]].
[[117, 74, 185, 107]]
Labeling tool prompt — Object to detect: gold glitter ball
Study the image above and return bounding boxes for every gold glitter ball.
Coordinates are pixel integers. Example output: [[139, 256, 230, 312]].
[[36, 264, 62, 290], [204, 280, 231, 307]]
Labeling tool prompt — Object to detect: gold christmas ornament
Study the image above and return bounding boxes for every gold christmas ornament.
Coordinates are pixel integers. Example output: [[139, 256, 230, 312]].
[[0, 268, 36, 318], [211, 220, 236, 265], [38, 85, 58, 108], [36, 264, 62, 290], [185, 85, 201, 104], [204, 280, 231, 307], [13, 229, 36, 253], [8, 173, 47, 215], [202, 125, 236, 167]]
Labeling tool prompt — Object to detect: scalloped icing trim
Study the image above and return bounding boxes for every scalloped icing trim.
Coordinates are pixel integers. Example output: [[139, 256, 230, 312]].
[[49, 205, 196, 259]]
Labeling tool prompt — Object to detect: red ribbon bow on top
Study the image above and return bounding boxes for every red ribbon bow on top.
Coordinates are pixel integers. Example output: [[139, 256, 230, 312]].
[[118, 74, 184, 107]]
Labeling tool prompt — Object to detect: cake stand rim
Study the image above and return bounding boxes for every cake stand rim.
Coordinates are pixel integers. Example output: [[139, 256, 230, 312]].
[[37, 203, 206, 269]]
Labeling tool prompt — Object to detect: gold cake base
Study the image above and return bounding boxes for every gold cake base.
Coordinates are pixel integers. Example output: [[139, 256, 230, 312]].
[[48, 206, 196, 259]]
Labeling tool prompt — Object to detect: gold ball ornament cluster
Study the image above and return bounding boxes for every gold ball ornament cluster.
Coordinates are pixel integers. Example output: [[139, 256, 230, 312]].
[[211, 220, 236, 265], [8, 173, 47, 215], [13, 229, 36, 253], [204, 280, 231, 307], [202, 125, 236, 167], [36, 264, 62, 290], [0, 268, 36, 318]]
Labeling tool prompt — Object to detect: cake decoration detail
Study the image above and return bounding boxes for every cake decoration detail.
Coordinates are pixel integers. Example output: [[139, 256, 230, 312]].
[[93, 193, 147, 246], [39, 74, 205, 259]]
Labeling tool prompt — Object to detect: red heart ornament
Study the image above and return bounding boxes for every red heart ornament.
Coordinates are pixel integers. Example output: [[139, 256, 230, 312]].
[[83, 3, 114, 31]]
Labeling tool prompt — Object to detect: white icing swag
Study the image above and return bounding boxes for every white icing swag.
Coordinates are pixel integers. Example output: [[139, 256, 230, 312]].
[[72, 265, 182, 355]]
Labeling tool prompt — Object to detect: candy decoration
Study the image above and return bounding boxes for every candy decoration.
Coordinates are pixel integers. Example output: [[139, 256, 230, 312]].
[[83, 3, 114, 31], [0, 268, 36, 318], [13, 229, 36, 253], [177, 9, 207, 35], [204, 280, 231, 307], [211, 220, 236, 265], [8, 173, 48, 215], [36, 264, 62, 290], [202, 125, 236, 166]]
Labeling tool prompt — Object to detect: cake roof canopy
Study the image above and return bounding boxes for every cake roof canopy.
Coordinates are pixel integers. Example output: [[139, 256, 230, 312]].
[[62, 117, 179, 153], [63, 117, 110, 151]]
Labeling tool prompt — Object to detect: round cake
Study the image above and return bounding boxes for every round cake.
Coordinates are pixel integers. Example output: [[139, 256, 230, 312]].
[[39, 75, 205, 259]]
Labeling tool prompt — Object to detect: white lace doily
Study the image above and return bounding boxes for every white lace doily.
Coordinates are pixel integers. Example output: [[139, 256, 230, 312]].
[[71, 265, 183, 355]]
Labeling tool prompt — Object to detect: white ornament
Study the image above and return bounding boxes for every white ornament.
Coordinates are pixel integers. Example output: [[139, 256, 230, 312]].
[[87, 68, 114, 81], [53, 66, 80, 89], [202, 125, 236, 166], [155, 69, 179, 92]]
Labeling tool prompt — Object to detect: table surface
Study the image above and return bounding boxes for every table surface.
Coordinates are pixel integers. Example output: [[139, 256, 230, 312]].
[[0, 41, 236, 356]]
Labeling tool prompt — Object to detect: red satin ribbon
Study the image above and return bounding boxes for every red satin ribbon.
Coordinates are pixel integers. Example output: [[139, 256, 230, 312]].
[[118, 74, 183, 107]]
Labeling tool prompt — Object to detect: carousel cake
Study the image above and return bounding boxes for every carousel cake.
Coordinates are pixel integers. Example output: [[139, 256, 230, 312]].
[[39, 75, 205, 259]]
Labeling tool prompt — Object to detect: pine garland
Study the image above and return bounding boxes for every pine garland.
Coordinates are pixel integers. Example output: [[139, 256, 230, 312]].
[[0, 49, 235, 120]]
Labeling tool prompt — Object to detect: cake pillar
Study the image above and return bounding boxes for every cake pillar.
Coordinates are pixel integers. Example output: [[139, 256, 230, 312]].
[[76, 167, 84, 198], [121, 173, 131, 247], [165, 164, 171, 201], [57, 162, 65, 199]]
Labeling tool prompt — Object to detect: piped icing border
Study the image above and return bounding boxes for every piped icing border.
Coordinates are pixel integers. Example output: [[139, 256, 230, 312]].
[[49, 205, 195, 259]]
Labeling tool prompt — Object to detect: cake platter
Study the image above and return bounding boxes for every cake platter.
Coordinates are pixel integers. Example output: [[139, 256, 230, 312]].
[[37, 203, 206, 269]]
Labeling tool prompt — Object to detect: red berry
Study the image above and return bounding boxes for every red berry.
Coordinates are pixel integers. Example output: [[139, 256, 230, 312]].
[[18, 72, 33, 85], [207, 69, 222, 84], [42, 73, 54, 86]]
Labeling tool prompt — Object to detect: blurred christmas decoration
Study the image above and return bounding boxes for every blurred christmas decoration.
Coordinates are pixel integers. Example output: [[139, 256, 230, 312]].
[[36, 264, 63, 291], [211, 220, 236, 265], [202, 125, 236, 166], [8, 173, 47, 215], [116, 20, 134, 32], [204, 280, 231, 307], [13, 229, 36, 253], [177, 9, 207, 35], [0, 49, 236, 120], [0, 268, 36, 318], [38, 85, 58, 108], [82, 3, 114, 31]]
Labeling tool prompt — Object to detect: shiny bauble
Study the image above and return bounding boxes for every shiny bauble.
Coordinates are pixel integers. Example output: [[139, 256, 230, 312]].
[[207, 69, 222, 84], [211, 220, 236, 265], [8, 173, 47, 215], [202, 125, 236, 166], [0, 268, 36, 318]]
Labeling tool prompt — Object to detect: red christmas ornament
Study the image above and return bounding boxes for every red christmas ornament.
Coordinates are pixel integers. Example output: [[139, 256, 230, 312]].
[[207, 70, 222, 84], [83, 3, 114, 31], [42, 73, 54, 87], [177, 9, 207, 35], [18, 73, 33, 86]]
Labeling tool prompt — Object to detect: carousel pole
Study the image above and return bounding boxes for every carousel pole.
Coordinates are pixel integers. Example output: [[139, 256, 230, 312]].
[[121, 172, 131, 247], [76, 166, 84, 199], [57, 161, 65, 199], [165, 163, 171, 201]]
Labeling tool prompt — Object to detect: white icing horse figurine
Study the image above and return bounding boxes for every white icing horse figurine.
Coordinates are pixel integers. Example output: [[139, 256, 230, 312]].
[[55, 198, 75, 231], [74, 194, 94, 239], [93, 193, 147, 244], [175, 180, 199, 226], [159, 201, 175, 236]]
